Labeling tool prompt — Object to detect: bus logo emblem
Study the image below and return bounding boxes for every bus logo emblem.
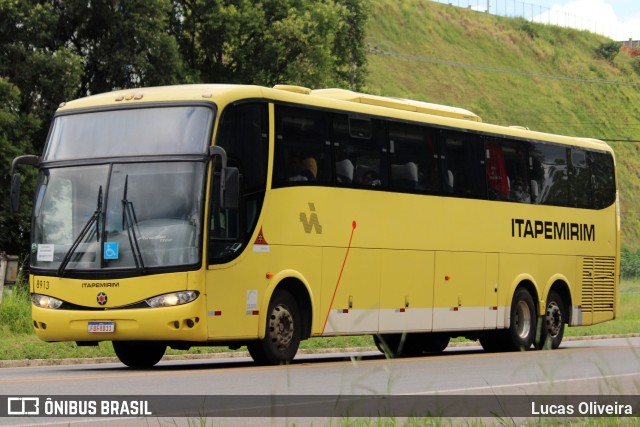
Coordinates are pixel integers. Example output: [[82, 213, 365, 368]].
[[97, 292, 108, 305], [300, 203, 322, 234]]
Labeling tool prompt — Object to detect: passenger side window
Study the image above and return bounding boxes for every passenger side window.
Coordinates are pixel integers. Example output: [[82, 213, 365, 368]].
[[485, 137, 530, 203], [529, 143, 569, 206], [388, 122, 438, 192], [332, 115, 386, 188], [442, 131, 486, 198], [589, 150, 616, 209], [570, 148, 593, 209], [273, 106, 331, 187]]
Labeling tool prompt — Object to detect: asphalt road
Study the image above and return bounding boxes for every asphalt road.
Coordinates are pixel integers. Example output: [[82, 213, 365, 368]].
[[1, 337, 639, 426]]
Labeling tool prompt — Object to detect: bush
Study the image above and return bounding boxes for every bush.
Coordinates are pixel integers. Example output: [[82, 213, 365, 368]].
[[632, 57, 640, 76], [621, 248, 640, 279], [595, 41, 621, 62]]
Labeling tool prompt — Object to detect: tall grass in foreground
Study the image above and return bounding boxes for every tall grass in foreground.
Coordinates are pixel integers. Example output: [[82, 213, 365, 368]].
[[0, 284, 32, 335]]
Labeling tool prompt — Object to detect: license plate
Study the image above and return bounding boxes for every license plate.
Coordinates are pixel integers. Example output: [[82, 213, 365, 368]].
[[88, 321, 115, 333]]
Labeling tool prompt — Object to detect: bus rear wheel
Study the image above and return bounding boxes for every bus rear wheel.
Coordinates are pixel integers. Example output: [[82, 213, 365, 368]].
[[112, 341, 166, 368], [505, 288, 536, 351], [537, 291, 566, 350], [248, 289, 301, 365]]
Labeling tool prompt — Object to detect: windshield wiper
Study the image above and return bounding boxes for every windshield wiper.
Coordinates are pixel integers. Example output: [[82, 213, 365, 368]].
[[121, 175, 145, 273], [58, 186, 102, 276]]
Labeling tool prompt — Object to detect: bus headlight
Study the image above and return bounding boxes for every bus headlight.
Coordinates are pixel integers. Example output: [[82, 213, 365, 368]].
[[31, 294, 63, 309], [145, 291, 199, 308]]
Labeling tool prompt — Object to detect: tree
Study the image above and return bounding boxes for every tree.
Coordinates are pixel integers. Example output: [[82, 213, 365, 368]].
[[172, 0, 368, 89], [0, 78, 38, 255], [1, 0, 370, 257], [55, 0, 185, 96], [0, 0, 83, 153], [0, 0, 83, 255]]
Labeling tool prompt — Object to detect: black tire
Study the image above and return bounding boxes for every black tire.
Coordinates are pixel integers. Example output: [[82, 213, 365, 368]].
[[537, 290, 566, 350], [422, 333, 450, 353], [112, 341, 166, 368], [247, 290, 301, 365], [374, 333, 422, 358], [479, 331, 507, 352], [479, 329, 513, 353], [479, 331, 501, 353], [505, 288, 537, 351], [374, 333, 441, 357]]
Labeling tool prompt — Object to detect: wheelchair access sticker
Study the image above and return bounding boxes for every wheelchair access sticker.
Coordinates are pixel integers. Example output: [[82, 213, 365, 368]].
[[103, 242, 119, 260]]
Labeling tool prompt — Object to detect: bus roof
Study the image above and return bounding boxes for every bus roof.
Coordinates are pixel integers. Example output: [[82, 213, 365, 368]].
[[301, 87, 481, 122], [56, 83, 612, 153]]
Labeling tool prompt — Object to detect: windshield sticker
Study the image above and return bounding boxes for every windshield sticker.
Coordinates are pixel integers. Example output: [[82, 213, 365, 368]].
[[104, 242, 119, 260], [37, 244, 54, 262]]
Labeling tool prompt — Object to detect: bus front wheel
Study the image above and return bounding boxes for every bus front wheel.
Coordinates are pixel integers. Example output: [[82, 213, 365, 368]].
[[112, 341, 166, 368], [248, 289, 301, 365], [506, 288, 536, 351], [537, 291, 566, 350]]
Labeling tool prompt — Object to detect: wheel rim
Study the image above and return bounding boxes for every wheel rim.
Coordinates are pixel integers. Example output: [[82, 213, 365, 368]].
[[545, 301, 563, 338], [268, 303, 294, 350], [514, 300, 532, 339]]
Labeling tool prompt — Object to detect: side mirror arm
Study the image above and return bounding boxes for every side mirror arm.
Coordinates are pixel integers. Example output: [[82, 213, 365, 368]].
[[10, 155, 40, 175]]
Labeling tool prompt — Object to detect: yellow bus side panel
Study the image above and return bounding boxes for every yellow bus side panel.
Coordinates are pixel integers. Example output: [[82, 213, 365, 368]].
[[320, 248, 380, 335], [379, 250, 435, 333], [205, 245, 322, 340], [433, 251, 493, 331]]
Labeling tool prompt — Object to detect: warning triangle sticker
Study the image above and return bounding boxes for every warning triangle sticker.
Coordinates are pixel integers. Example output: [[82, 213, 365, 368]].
[[254, 227, 268, 245]]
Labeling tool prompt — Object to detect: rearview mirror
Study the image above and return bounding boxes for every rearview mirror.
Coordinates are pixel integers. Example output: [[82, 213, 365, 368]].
[[209, 146, 240, 209], [222, 167, 239, 209], [10, 173, 21, 214]]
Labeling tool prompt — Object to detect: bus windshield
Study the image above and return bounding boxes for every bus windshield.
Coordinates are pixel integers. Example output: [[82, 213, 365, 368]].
[[32, 162, 206, 274]]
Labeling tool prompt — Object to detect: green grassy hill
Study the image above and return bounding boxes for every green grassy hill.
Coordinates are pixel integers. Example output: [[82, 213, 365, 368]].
[[364, 0, 640, 250]]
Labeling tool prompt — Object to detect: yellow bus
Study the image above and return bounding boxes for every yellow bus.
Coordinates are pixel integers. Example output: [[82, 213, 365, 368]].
[[10, 84, 619, 367]]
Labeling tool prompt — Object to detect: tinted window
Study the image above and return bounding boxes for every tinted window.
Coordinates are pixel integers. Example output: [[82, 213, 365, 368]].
[[217, 103, 268, 192], [486, 137, 530, 203], [442, 131, 486, 198], [530, 143, 568, 206], [210, 102, 268, 264], [589, 150, 616, 209], [570, 148, 593, 208], [333, 115, 386, 188], [273, 106, 331, 186], [388, 122, 438, 192]]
